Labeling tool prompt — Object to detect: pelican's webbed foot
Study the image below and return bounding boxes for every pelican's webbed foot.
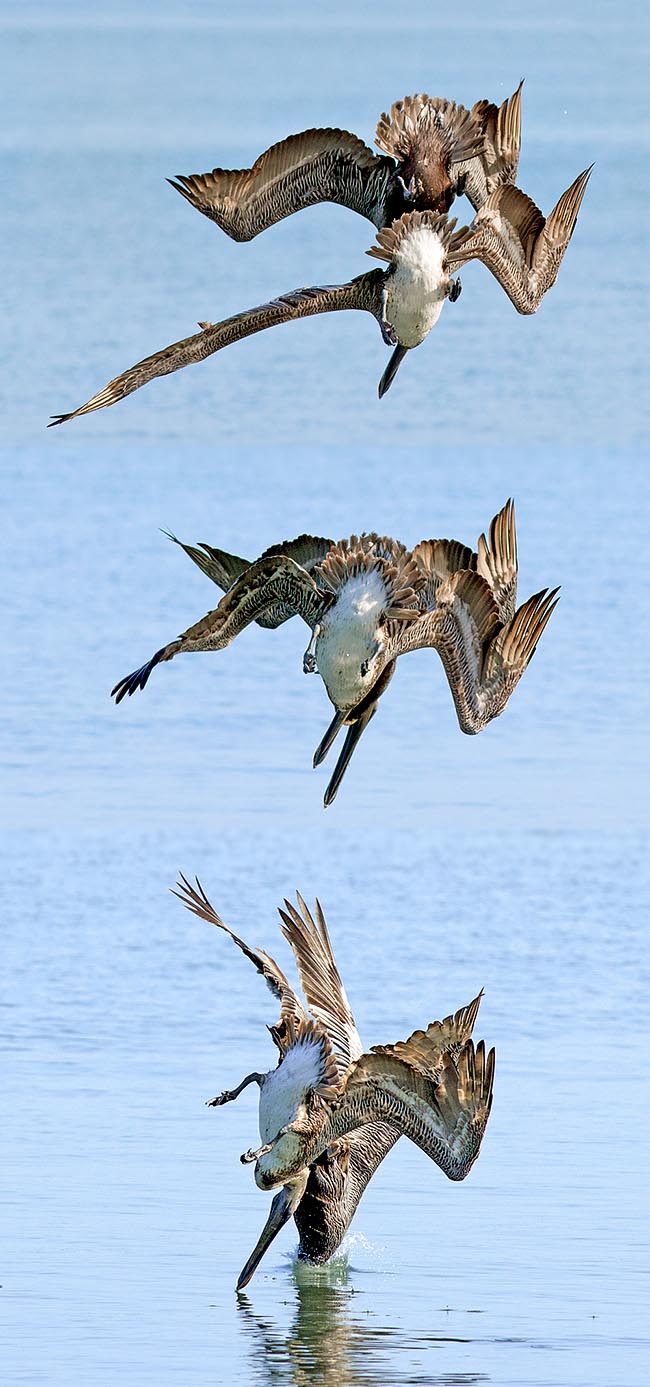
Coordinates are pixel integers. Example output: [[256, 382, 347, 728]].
[[303, 623, 320, 674], [448, 277, 462, 303], [380, 319, 398, 347], [240, 1140, 275, 1165], [206, 1071, 263, 1108]]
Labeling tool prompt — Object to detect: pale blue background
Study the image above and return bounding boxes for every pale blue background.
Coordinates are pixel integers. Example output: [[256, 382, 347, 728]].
[[2, 2, 649, 1384]]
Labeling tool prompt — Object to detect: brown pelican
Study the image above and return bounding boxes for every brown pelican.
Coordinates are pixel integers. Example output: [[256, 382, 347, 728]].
[[174, 876, 493, 1289], [110, 500, 559, 806], [167, 85, 525, 240], [48, 82, 591, 422]]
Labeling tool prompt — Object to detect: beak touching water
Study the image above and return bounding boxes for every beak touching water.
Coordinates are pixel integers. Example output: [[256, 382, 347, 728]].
[[236, 1173, 308, 1291]]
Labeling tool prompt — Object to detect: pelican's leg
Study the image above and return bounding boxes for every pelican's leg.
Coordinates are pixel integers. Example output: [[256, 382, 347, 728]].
[[379, 286, 397, 346], [240, 1117, 311, 1165], [206, 1071, 264, 1108], [240, 1140, 275, 1165], [448, 277, 462, 302], [303, 623, 321, 674]]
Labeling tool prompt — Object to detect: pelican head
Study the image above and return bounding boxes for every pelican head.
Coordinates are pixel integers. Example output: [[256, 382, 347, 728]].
[[306, 569, 389, 714]]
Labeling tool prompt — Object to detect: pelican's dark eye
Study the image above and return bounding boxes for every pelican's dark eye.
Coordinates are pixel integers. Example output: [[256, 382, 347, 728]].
[[360, 660, 370, 677]]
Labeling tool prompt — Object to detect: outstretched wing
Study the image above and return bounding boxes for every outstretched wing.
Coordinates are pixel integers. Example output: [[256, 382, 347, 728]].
[[49, 271, 386, 426], [448, 166, 592, 314], [169, 128, 407, 239], [371, 989, 484, 1072], [453, 82, 523, 211], [164, 532, 334, 630], [325, 1039, 495, 1182], [111, 552, 326, 703], [389, 565, 559, 734], [278, 895, 363, 1076], [173, 875, 306, 1038]]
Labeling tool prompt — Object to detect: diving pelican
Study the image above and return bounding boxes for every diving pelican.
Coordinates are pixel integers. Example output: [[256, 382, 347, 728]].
[[48, 83, 591, 422], [174, 876, 493, 1289], [110, 500, 559, 806]]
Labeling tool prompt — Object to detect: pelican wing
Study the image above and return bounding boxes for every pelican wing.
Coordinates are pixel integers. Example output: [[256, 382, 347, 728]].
[[163, 532, 334, 630], [411, 500, 516, 618], [371, 989, 484, 1073], [447, 166, 592, 314], [325, 1039, 494, 1182], [173, 875, 306, 1035], [278, 895, 363, 1075], [163, 532, 251, 594], [389, 567, 559, 733], [111, 552, 326, 703], [453, 82, 523, 211], [475, 497, 518, 621], [49, 271, 386, 426], [169, 128, 407, 239]]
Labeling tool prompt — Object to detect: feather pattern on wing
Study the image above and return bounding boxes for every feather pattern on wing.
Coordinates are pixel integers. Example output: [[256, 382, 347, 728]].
[[447, 166, 592, 313], [453, 81, 523, 211], [49, 273, 386, 426], [278, 895, 363, 1076], [172, 875, 306, 1049], [168, 127, 407, 238], [313, 1039, 495, 1182], [163, 532, 334, 630]]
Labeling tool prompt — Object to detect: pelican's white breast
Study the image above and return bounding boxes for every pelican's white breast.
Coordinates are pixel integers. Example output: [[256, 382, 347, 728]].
[[315, 569, 387, 710], [258, 1037, 324, 1142], [385, 226, 449, 346]]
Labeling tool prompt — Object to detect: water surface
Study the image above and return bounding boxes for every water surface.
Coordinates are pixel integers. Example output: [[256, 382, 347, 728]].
[[2, 2, 649, 1384]]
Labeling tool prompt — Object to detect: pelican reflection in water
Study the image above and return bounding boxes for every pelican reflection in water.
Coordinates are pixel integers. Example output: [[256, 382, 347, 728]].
[[175, 877, 494, 1290], [112, 500, 558, 805]]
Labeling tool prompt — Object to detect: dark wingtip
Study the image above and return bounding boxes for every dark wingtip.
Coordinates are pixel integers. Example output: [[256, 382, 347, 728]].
[[48, 414, 72, 428], [111, 644, 170, 704]]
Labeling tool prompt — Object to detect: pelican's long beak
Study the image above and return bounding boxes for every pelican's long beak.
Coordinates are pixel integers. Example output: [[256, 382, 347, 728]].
[[237, 1175, 307, 1292], [312, 708, 346, 767], [378, 343, 409, 399], [323, 704, 377, 808]]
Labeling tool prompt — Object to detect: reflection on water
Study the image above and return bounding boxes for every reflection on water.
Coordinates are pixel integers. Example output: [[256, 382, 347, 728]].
[[237, 1273, 489, 1387]]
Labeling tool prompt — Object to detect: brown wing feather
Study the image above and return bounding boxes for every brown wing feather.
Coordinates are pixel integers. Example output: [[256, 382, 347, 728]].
[[323, 1039, 495, 1182], [476, 498, 518, 621], [447, 166, 592, 313], [482, 586, 560, 690], [172, 875, 305, 1044], [371, 990, 484, 1073], [456, 82, 523, 210], [110, 552, 326, 703], [49, 272, 386, 426], [169, 128, 405, 238], [278, 895, 363, 1075]]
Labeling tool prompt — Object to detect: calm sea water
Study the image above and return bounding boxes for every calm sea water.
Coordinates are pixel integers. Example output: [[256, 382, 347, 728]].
[[2, 2, 649, 1384]]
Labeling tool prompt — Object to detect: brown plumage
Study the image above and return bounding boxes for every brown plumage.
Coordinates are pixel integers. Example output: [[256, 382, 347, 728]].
[[110, 501, 558, 806], [374, 94, 484, 209], [447, 166, 593, 313], [174, 876, 492, 1288]]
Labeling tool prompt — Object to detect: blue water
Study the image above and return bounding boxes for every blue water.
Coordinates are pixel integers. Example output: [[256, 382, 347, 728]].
[[2, 2, 649, 1384]]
